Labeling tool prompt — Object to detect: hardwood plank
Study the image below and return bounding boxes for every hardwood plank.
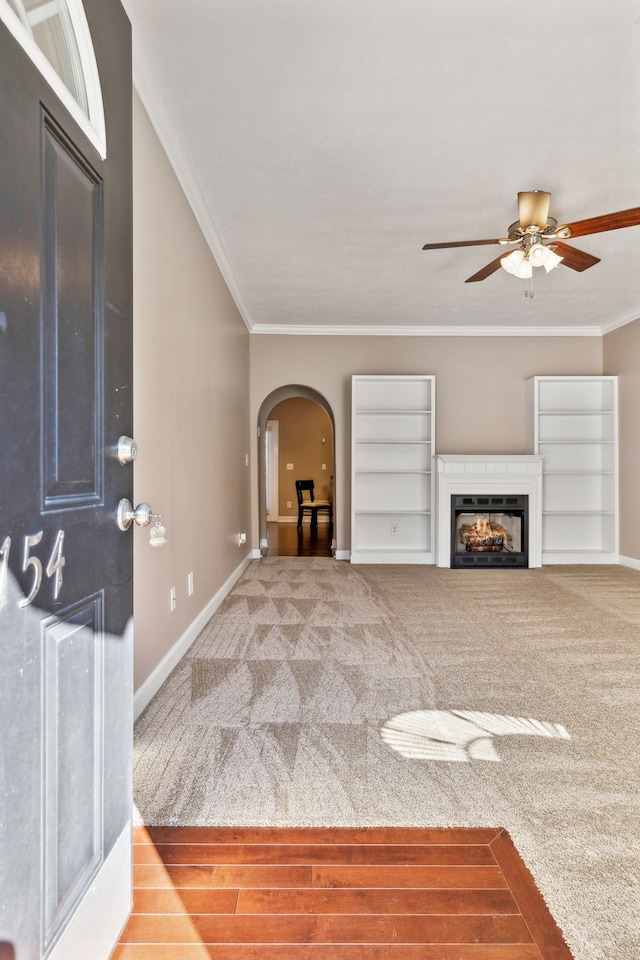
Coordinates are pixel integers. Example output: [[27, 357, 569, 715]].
[[131, 863, 177, 890], [144, 825, 502, 846], [112, 948, 211, 960], [119, 913, 206, 944], [436, 951, 542, 960], [134, 863, 312, 888], [490, 829, 573, 960], [119, 826, 573, 960], [189, 913, 533, 944], [236, 886, 519, 915], [132, 843, 163, 864], [151, 841, 495, 866], [112, 947, 543, 960], [132, 886, 238, 914], [264, 520, 333, 558], [132, 837, 168, 864], [312, 864, 508, 889]]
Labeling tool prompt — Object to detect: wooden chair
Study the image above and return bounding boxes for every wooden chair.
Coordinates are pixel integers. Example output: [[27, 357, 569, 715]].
[[295, 479, 333, 530]]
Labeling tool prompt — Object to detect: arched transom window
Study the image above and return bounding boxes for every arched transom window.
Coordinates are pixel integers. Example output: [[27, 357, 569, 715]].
[[0, 0, 106, 157]]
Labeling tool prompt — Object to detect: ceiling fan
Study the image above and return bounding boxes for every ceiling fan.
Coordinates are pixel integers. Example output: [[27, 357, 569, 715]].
[[422, 191, 640, 287]]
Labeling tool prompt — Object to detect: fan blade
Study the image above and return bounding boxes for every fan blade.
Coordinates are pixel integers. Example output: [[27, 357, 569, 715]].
[[552, 242, 601, 272], [465, 252, 512, 283], [519, 191, 551, 230], [422, 238, 501, 250], [562, 206, 640, 238]]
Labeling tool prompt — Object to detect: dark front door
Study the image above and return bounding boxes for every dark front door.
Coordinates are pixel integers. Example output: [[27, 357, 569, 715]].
[[0, 2, 133, 957]]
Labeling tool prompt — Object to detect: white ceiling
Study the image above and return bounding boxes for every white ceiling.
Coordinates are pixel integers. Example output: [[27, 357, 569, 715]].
[[121, 0, 640, 335]]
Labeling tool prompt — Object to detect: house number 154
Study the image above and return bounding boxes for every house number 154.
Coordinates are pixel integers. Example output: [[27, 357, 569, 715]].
[[0, 530, 66, 609]]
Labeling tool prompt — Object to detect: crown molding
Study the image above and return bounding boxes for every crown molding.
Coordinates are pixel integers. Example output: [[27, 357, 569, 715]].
[[250, 323, 604, 337], [599, 310, 640, 335], [124, 7, 255, 332]]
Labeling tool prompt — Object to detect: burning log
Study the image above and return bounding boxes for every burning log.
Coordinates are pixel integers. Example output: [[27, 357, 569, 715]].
[[458, 515, 511, 553]]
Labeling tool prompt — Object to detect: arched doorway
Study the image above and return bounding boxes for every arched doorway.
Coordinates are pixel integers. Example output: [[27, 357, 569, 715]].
[[257, 386, 336, 556]]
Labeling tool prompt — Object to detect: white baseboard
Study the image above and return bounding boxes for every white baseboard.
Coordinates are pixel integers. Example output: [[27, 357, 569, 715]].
[[134, 552, 254, 720], [542, 551, 619, 565], [619, 554, 640, 572], [335, 550, 350, 561]]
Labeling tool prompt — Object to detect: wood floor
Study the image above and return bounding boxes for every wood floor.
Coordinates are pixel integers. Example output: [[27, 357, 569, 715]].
[[113, 826, 574, 959], [265, 520, 333, 557]]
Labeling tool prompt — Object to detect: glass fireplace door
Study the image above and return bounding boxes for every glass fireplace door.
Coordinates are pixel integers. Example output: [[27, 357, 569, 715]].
[[451, 495, 528, 567]]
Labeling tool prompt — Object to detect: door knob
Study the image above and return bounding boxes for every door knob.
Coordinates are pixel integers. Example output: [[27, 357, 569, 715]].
[[117, 499, 153, 531]]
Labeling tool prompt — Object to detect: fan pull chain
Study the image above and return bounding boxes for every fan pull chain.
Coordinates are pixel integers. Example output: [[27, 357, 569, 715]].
[[525, 271, 534, 298]]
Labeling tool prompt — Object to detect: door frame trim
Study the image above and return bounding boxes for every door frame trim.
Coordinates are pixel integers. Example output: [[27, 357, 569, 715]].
[[47, 821, 131, 960], [257, 385, 336, 553]]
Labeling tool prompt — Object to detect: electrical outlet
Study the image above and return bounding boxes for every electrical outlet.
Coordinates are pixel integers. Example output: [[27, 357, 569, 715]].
[[391, 524, 398, 535], [322, 463, 326, 470], [187, 572, 194, 596], [238, 532, 247, 546], [286, 500, 292, 508], [286, 463, 294, 470], [169, 587, 176, 611]]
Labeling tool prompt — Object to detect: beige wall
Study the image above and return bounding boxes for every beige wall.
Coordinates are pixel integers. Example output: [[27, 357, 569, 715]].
[[132, 94, 251, 691], [250, 335, 602, 553], [604, 318, 640, 563], [269, 398, 334, 518]]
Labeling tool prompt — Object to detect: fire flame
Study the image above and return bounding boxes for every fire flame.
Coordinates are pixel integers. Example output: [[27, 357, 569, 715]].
[[472, 516, 494, 536]]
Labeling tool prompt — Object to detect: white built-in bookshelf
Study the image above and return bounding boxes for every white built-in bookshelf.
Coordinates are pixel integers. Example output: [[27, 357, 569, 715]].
[[351, 375, 435, 563], [525, 376, 618, 563]]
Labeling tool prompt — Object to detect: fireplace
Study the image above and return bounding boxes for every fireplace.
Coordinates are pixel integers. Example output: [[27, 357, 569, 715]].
[[451, 494, 528, 567], [435, 455, 543, 568]]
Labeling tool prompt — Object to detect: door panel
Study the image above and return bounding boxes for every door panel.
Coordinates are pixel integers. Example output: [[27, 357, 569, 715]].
[[42, 114, 104, 508], [0, 2, 133, 957], [42, 595, 104, 949]]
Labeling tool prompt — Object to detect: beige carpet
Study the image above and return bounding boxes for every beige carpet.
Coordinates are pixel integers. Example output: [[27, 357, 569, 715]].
[[134, 559, 640, 960]]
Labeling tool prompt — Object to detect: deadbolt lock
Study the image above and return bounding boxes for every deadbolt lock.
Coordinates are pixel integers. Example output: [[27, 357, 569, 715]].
[[116, 436, 138, 464]]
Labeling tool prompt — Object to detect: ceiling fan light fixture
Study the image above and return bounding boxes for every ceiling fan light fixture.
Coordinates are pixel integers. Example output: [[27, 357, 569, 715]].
[[542, 248, 564, 272], [500, 249, 532, 279], [528, 243, 547, 267], [529, 242, 564, 272], [421, 191, 638, 288]]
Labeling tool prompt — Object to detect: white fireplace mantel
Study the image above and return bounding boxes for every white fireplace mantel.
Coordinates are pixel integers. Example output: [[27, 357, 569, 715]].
[[436, 455, 543, 568]]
